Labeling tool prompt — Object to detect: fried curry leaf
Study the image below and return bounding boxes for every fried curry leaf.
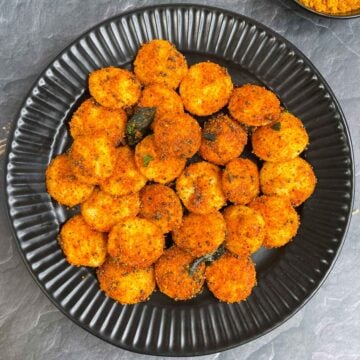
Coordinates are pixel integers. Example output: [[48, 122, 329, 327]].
[[188, 245, 226, 276], [203, 132, 217, 141], [126, 107, 156, 146], [271, 122, 281, 131], [142, 154, 153, 167]]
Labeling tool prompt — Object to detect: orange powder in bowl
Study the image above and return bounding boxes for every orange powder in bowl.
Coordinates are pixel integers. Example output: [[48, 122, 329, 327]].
[[299, 0, 360, 14]]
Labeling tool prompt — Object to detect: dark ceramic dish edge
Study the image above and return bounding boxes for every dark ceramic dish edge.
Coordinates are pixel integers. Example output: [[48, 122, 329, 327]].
[[3, 3, 355, 356]]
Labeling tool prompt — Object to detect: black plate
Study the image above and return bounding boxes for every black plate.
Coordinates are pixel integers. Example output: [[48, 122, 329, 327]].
[[4, 4, 354, 356]]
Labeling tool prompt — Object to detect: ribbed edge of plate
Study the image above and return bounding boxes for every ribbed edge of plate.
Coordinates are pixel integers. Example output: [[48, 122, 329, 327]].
[[4, 4, 354, 356]]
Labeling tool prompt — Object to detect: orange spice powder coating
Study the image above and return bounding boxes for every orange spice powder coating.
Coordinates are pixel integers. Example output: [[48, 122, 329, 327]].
[[299, 0, 360, 14]]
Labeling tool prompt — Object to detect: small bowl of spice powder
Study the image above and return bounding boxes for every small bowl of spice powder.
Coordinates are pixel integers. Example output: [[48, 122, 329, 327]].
[[294, 0, 360, 18]]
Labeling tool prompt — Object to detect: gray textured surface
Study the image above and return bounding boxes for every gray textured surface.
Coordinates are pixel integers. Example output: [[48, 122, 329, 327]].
[[0, 0, 359, 359]]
